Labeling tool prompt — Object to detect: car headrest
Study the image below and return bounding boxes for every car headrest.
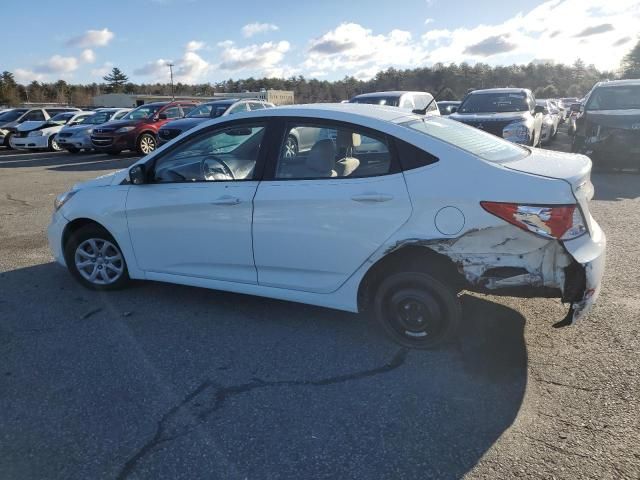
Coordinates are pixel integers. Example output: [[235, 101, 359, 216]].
[[305, 139, 336, 174], [336, 130, 362, 149]]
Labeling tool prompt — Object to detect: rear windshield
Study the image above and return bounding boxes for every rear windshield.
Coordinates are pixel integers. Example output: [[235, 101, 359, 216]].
[[458, 92, 529, 113], [350, 96, 400, 107], [401, 116, 528, 163], [586, 85, 640, 111]]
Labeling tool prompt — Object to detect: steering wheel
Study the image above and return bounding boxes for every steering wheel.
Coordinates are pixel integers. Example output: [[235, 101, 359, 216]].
[[202, 155, 234, 181]]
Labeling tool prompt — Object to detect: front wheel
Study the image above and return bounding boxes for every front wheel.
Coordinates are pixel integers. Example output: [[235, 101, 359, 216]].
[[5, 132, 14, 149], [137, 133, 156, 155], [373, 272, 461, 349], [64, 224, 130, 290], [283, 135, 298, 159], [49, 136, 62, 152]]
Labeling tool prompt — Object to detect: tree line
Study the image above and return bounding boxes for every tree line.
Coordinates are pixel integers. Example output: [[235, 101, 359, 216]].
[[1, 39, 639, 107]]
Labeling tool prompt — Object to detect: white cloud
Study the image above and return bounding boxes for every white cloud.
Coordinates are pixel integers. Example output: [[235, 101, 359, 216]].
[[218, 40, 290, 74], [420, 0, 640, 70], [66, 28, 115, 48], [34, 55, 79, 74], [304, 23, 425, 75], [424, 18, 434, 25], [134, 41, 212, 83], [80, 49, 96, 63], [14, 68, 47, 83], [242, 22, 279, 38], [185, 40, 206, 52], [91, 62, 115, 78]]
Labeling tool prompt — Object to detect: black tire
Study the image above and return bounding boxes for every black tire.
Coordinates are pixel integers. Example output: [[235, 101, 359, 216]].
[[67, 147, 80, 154], [106, 149, 121, 155], [373, 271, 461, 349], [48, 136, 62, 152], [284, 135, 298, 159], [64, 224, 130, 291], [5, 132, 14, 149], [137, 133, 156, 155]]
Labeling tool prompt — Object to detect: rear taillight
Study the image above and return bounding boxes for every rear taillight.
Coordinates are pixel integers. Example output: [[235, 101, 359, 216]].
[[480, 202, 587, 240]]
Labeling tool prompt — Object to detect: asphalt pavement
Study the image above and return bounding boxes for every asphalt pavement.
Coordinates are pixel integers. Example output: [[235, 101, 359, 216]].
[[0, 133, 638, 479]]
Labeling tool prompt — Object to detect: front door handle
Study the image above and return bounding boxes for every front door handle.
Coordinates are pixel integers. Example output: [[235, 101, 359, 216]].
[[211, 195, 241, 205], [351, 193, 394, 203]]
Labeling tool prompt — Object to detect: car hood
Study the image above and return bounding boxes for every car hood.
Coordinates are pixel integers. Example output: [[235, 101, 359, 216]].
[[161, 117, 208, 130], [17, 121, 47, 132], [585, 109, 640, 130], [73, 169, 127, 190], [94, 119, 143, 131], [60, 124, 95, 134], [504, 147, 591, 186], [450, 111, 529, 122]]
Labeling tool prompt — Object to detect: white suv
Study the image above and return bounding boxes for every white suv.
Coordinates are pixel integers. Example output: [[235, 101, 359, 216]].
[[48, 104, 606, 348]]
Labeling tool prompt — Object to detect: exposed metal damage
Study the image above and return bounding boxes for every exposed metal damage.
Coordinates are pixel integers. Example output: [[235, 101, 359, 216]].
[[384, 225, 591, 326]]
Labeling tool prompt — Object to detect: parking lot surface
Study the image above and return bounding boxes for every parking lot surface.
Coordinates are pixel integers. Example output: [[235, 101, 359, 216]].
[[1, 133, 639, 479]]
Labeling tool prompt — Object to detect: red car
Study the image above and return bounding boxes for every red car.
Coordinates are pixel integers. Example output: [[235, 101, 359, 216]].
[[91, 101, 198, 155]]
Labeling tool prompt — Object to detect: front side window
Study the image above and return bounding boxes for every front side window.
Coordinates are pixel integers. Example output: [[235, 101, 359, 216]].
[[162, 107, 182, 119], [24, 110, 45, 121], [275, 122, 392, 180], [153, 123, 265, 183], [401, 116, 528, 163]]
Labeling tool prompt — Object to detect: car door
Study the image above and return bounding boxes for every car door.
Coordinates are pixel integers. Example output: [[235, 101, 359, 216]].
[[252, 118, 412, 293], [126, 120, 270, 283]]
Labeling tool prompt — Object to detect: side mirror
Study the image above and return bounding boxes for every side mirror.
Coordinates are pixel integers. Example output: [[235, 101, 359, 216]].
[[534, 105, 545, 115], [450, 106, 458, 113], [158, 113, 168, 120], [129, 164, 147, 185], [570, 103, 582, 113]]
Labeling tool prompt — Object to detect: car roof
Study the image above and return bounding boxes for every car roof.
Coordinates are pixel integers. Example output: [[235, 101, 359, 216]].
[[352, 91, 432, 98], [230, 103, 420, 124], [468, 88, 529, 94], [595, 79, 640, 88]]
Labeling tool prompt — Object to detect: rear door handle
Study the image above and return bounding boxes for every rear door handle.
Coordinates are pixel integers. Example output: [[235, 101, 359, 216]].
[[211, 195, 241, 205], [351, 193, 394, 203]]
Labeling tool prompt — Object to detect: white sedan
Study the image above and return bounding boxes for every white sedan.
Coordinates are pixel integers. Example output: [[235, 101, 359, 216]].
[[10, 111, 94, 151], [48, 104, 606, 348]]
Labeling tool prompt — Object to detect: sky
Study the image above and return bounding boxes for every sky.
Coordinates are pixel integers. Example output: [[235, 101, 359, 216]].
[[4, 0, 639, 85]]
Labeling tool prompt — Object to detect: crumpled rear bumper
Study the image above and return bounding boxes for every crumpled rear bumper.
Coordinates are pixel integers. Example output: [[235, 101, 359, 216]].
[[563, 218, 606, 322]]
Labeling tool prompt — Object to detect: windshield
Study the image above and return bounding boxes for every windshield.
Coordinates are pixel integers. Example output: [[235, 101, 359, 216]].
[[401, 116, 528, 163], [586, 86, 640, 111], [350, 96, 400, 107], [84, 111, 113, 124], [49, 113, 75, 124], [122, 104, 163, 120], [0, 110, 26, 122], [458, 93, 529, 113]]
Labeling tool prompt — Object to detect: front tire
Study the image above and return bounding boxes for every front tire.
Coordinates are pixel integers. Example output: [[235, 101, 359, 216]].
[[49, 136, 62, 152], [137, 133, 156, 155], [283, 135, 298, 159], [373, 272, 461, 349], [5, 132, 14, 149], [64, 224, 130, 290]]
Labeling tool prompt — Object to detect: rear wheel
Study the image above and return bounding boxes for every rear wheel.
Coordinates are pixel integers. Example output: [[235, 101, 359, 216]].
[[373, 271, 461, 349], [64, 224, 130, 290], [137, 133, 156, 155]]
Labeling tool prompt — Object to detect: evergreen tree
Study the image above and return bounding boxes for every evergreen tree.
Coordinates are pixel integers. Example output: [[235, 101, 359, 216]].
[[103, 67, 129, 93], [620, 38, 640, 79]]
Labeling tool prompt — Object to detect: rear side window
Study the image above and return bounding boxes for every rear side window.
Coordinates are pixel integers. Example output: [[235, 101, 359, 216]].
[[275, 122, 393, 180], [180, 104, 197, 115], [394, 139, 438, 171], [401, 116, 528, 163], [24, 110, 45, 121]]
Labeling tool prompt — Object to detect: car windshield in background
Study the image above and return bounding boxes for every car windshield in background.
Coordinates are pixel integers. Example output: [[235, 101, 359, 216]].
[[0, 110, 26, 122], [49, 113, 75, 124], [458, 93, 528, 113], [187, 104, 214, 118], [586, 86, 640, 111], [84, 112, 112, 124], [350, 96, 400, 106], [401, 116, 528, 163], [122, 105, 162, 120]]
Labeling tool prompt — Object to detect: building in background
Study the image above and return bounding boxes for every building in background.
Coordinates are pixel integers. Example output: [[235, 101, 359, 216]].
[[92, 90, 294, 107]]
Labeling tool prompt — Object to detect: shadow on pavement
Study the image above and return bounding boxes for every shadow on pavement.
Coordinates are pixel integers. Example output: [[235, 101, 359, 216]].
[[0, 262, 527, 479], [0, 152, 139, 171], [592, 172, 640, 201]]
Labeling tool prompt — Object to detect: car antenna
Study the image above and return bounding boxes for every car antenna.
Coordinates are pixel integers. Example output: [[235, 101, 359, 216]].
[[412, 86, 446, 115]]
